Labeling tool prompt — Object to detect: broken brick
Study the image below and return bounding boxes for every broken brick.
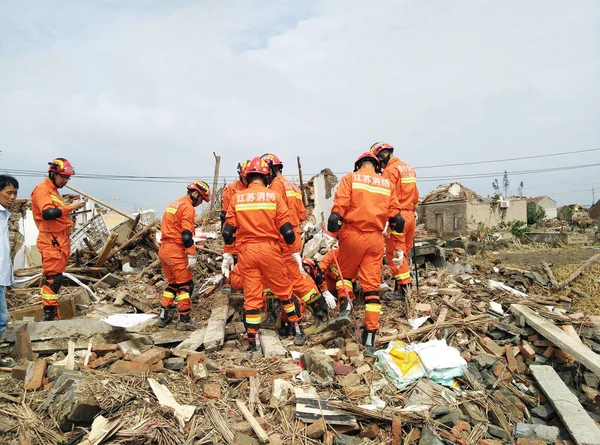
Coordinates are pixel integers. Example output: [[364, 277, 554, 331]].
[[414, 303, 432, 315], [24, 359, 47, 390], [360, 424, 380, 440], [542, 346, 556, 358], [516, 439, 545, 445], [345, 343, 360, 358], [505, 346, 518, 372], [555, 349, 575, 364], [187, 352, 206, 366], [109, 360, 150, 376], [88, 351, 123, 369], [519, 342, 536, 360], [355, 364, 370, 375], [132, 347, 168, 365], [306, 418, 326, 439], [150, 360, 164, 372], [91, 344, 118, 354], [333, 361, 354, 376], [451, 419, 471, 438], [225, 367, 257, 379], [203, 382, 221, 399], [481, 337, 504, 357], [11, 364, 27, 381]]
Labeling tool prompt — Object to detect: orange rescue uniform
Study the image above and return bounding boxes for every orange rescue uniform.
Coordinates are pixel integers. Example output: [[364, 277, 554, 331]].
[[31, 178, 75, 310], [331, 168, 402, 331], [158, 195, 196, 318], [221, 180, 246, 255], [318, 248, 342, 294], [382, 157, 419, 285], [225, 182, 301, 343], [269, 175, 315, 305]]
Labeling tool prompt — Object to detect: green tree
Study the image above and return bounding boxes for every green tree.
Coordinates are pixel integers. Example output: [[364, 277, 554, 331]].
[[527, 202, 546, 225], [558, 206, 573, 222]]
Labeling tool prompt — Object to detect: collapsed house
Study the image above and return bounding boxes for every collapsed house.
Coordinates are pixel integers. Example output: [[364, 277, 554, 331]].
[[419, 183, 527, 238]]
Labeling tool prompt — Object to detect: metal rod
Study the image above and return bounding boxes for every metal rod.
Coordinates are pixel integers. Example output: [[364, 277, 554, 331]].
[[64, 184, 135, 221]]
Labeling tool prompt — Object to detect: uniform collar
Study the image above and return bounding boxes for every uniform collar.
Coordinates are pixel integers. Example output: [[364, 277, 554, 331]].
[[248, 182, 264, 190], [44, 177, 59, 192]]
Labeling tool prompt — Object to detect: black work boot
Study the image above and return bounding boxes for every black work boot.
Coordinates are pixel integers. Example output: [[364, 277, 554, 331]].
[[176, 314, 201, 331], [362, 329, 378, 357], [262, 310, 278, 330], [247, 341, 260, 352], [327, 297, 352, 332], [42, 306, 58, 322], [292, 322, 306, 346], [385, 281, 407, 301], [304, 310, 330, 336], [158, 306, 174, 328]]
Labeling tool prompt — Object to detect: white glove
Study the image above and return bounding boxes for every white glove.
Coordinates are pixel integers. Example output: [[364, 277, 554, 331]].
[[392, 250, 404, 265], [221, 253, 234, 278], [187, 255, 198, 270], [414, 212, 418, 221], [292, 252, 303, 273], [322, 290, 337, 309]]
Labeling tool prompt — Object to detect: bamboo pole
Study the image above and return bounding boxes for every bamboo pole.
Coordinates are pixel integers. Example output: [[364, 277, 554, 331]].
[[297, 156, 307, 207], [210, 152, 221, 211], [64, 184, 135, 221]]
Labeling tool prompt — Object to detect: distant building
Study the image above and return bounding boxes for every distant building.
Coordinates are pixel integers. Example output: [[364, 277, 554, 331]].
[[419, 182, 527, 238], [526, 196, 557, 220], [589, 200, 600, 221]]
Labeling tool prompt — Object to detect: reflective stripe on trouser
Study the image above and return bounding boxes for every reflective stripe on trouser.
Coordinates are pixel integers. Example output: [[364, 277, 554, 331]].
[[41, 285, 59, 308], [335, 278, 355, 303], [281, 295, 303, 323], [160, 286, 177, 309], [386, 210, 415, 285], [176, 285, 192, 317], [363, 291, 381, 331], [245, 309, 261, 344], [237, 240, 298, 336], [337, 228, 384, 307]]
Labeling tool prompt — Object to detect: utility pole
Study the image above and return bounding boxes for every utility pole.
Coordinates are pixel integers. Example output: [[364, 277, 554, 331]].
[[210, 152, 221, 211], [297, 156, 307, 207], [591, 187, 596, 206]]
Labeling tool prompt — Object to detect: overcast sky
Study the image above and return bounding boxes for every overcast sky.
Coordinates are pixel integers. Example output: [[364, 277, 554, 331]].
[[1, 0, 599, 214]]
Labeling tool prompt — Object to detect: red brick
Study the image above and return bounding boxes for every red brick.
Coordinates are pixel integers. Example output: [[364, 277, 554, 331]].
[[11, 365, 27, 381], [481, 337, 504, 357], [492, 362, 512, 381], [89, 351, 123, 369], [451, 419, 471, 438], [150, 360, 164, 372], [505, 346, 518, 372], [543, 346, 556, 358], [360, 424, 380, 440], [480, 440, 502, 445], [187, 352, 206, 366], [306, 418, 326, 439], [225, 367, 257, 378], [203, 382, 221, 399], [516, 439, 545, 445], [132, 347, 168, 365], [109, 360, 150, 376], [24, 359, 47, 390], [555, 349, 575, 364], [91, 344, 118, 354], [519, 341, 536, 360], [333, 361, 354, 376]]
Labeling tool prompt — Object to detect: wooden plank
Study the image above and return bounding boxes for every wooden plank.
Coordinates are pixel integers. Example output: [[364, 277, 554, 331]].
[[31, 340, 92, 354], [203, 294, 229, 352], [557, 253, 600, 289], [9, 297, 77, 322], [511, 304, 600, 377], [122, 295, 156, 313], [95, 232, 119, 270], [260, 329, 287, 358], [530, 365, 600, 445], [235, 399, 270, 443], [172, 327, 206, 358]]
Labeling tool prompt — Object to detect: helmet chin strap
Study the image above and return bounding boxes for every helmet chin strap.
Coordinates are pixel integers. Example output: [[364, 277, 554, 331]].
[[49, 172, 62, 188]]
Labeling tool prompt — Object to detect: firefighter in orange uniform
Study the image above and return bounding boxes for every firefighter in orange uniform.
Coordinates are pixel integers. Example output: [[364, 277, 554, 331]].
[[370, 142, 419, 300], [259, 154, 319, 317], [158, 180, 210, 330], [220, 161, 249, 289], [327, 152, 405, 356], [222, 157, 304, 351], [31, 158, 86, 321]]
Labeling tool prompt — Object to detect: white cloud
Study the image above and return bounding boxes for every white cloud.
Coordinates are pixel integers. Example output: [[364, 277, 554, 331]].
[[0, 0, 598, 211]]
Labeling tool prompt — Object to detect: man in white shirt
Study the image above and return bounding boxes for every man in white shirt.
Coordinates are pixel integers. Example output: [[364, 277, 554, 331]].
[[0, 175, 18, 339]]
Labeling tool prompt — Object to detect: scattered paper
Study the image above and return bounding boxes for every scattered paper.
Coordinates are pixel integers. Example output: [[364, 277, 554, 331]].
[[409, 316, 430, 330], [102, 313, 157, 328]]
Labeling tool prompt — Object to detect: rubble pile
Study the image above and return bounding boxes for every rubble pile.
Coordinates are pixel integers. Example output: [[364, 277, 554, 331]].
[[0, 239, 599, 445]]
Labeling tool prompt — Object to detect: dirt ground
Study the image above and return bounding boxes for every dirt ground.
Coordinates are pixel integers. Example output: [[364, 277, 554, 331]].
[[497, 246, 598, 268]]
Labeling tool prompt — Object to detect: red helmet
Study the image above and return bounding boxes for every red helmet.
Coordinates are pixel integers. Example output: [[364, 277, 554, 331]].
[[237, 160, 251, 179], [369, 141, 394, 157], [48, 158, 75, 176], [187, 180, 211, 202], [245, 157, 271, 176], [261, 153, 283, 168], [354, 152, 381, 172]]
